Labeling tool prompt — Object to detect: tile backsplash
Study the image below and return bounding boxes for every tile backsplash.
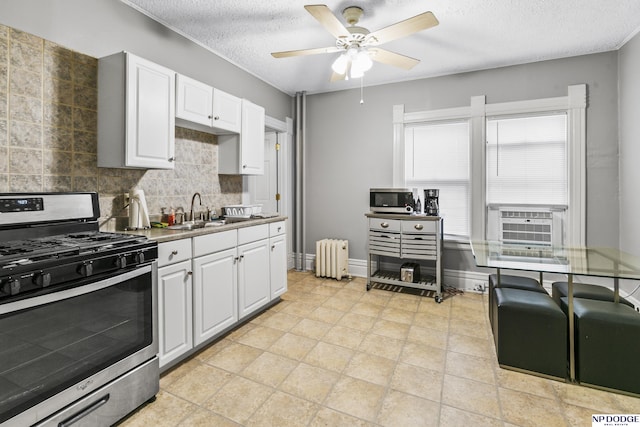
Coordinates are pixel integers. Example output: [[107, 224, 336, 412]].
[[0, 24, 242, 228]]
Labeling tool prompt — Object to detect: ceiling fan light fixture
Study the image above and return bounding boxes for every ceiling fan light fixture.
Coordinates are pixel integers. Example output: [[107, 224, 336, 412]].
[[353, 49, 372, 72], [331, 53, 349, 74]]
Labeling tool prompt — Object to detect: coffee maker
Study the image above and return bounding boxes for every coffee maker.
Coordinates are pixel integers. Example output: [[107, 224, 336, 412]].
[[424, 189, 439, 216]]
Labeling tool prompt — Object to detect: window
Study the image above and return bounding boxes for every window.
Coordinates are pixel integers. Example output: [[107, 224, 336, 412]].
[[404, 121, 470, 237], [393, 85, 586, 245], [486, 114, 567, 206]]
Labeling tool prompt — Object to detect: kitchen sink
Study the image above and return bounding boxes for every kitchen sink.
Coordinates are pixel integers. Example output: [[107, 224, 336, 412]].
[[167, 220, 226, 230], [167, 221, 206, 230]]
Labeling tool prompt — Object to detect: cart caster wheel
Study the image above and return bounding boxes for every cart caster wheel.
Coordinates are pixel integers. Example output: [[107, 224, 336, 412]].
[[435, 295, 443, 303]]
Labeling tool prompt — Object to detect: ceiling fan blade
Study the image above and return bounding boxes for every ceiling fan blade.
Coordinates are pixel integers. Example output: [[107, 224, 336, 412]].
[[330, 71, 346, 82], [304, 4, 350, 39], [272, 46, 341, 58], [367, 11, 438, 45], [369, 48, 420, 70]]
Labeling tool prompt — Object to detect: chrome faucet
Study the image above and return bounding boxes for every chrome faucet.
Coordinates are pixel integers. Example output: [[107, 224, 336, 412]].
[[189, 192, 202, 222]]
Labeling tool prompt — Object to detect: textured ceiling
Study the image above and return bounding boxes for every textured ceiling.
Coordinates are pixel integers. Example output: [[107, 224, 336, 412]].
[[122, 0, 640, 95]]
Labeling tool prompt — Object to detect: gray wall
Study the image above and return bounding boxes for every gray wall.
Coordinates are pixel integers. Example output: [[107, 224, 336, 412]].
[[0, 0, 292, 122], [619, 31, 640, 257], [306, 52, 620, 265]]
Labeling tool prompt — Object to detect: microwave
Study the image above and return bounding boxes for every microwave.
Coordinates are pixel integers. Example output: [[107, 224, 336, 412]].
[[370, 188, 414, 214]]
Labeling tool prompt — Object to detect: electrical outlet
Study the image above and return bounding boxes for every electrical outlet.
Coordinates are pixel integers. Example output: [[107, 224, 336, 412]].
[[473, 283, 485, 292]]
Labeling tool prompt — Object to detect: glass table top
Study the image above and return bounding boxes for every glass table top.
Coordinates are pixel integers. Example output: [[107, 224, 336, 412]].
[[470, 241, 640, 280]]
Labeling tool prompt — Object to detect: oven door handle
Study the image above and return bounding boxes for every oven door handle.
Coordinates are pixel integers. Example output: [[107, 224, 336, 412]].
[[0, 263, 154, 315]]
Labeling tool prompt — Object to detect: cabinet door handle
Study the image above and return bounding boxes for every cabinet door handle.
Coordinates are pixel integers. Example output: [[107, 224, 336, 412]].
[[277, 226, 282, 232], [168, 157, 175, 162], [243, 164, 247, 169], [187, 271, 193, 276], [214, 116, 220, 120], [381, 222, 389, 228], [414, 224, 424, 230], [271, 245, 275, 250], [171, 250, 178, 255]]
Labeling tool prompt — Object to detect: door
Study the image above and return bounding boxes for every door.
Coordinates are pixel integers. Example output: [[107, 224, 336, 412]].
[[158, 260, 192, 368], [175, 74, 213, 126], [193, 248, 238, 345], [212, 88, 241, 133], [250, 132, 279, 214], [237, 239, 270, 319]]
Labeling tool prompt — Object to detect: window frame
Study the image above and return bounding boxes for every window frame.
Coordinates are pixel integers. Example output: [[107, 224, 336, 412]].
[[393, 84, 587, 246]]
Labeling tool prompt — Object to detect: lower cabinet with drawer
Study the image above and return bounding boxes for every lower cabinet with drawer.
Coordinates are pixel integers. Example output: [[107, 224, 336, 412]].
[[157, 220, 287, 370], [365, 214, 443, 303]]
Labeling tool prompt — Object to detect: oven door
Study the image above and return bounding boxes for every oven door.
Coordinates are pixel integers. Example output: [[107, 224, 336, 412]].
[[0, 263, 157, 426]]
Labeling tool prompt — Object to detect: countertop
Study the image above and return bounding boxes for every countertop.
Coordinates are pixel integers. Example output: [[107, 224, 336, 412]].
[[119, 216, 287, 243], [365, 212, 442, 220]]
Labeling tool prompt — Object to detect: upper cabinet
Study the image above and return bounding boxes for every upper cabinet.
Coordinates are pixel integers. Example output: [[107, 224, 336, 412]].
[[175, 74, 241, 134], [98, 52, 176, 169], [218, 100, 265, 175]]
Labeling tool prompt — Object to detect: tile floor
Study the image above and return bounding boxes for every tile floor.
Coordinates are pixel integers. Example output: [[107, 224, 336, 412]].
[[119, 271, 640, 426]]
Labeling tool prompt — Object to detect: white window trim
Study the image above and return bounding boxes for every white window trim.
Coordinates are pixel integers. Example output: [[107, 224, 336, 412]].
[[393, 84, 587, 246]]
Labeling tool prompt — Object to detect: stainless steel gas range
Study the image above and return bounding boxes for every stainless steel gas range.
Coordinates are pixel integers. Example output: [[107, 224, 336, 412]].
[[0, 192, 159, 426]]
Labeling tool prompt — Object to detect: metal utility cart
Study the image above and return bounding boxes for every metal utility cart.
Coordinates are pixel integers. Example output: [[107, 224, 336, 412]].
[[366, 213, 443, 303]]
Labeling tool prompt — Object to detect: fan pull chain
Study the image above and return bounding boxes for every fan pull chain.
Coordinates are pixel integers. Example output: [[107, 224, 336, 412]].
[[360, 76, 364, 105]]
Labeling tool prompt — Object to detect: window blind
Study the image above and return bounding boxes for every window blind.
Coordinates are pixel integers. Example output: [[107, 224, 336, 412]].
[[405, 121, 470, 237], [486, 114, 567, 206]]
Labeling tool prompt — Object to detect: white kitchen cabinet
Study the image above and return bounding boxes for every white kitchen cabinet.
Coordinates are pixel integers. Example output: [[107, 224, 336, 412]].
[[175, 74, 241, 134], [98, 52, 176, 169], [158, 259, 193, 368], [237, 238, 271, 319], [192, 230, 238, 346], [218, 99, 265, 175], [269, 221, 287, 299]]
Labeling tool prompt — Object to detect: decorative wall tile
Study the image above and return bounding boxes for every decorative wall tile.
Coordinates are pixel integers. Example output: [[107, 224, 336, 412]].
[[44, 40, 72, 60], [44, 102, 72, 128], [9, 121, 41, 148], [43, 175, 72, 192], [73, 84, 97, 110], [72, 152, 97, 176], [10, 29, 41, 48], [9, 174, 42, 192], [0, 24, 8, 39], [72, 107, 96, 132], [9, 147, 42, 175], [73, 56, 97, 88], [0, 174, 8, 192], [0, 119, 6, 147], [72, 176, 98, 192], [44, 77, 73, 105], [44, 126, 73, 151], [44, 150, 72, 175], [0, 147, 7, 173], [0, 93, 7, 120], [10, 69, 41, 98], [73, 130, 96, 153], [10, 39, 42, 71], [9, 94, 42, 123], [44, 50, 72, 81]]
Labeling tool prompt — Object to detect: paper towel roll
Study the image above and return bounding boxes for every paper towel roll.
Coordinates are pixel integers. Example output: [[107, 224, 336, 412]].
[[129, 186, 150, 229]]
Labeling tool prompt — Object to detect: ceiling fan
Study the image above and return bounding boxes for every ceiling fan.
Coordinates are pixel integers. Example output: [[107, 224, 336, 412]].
[[271, 4, 439, 81]]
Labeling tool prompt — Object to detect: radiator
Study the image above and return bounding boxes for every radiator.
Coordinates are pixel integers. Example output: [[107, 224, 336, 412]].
[[315, 239, 349, 280]]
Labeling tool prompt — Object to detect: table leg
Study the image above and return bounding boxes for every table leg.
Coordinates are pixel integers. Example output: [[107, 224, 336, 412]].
[[568, 274, 575, 381]]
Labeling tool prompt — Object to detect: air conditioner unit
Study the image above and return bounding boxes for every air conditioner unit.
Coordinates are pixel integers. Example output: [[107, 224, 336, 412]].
[[487, 206, 565, 246]]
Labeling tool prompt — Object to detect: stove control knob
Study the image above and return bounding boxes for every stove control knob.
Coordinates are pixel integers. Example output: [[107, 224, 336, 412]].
[[135, 251, 145, 264], [2, 278, 20, 295], [116, 256, 127, 269], [33, 272, 52, 288], [78, 262, 93, 277]]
